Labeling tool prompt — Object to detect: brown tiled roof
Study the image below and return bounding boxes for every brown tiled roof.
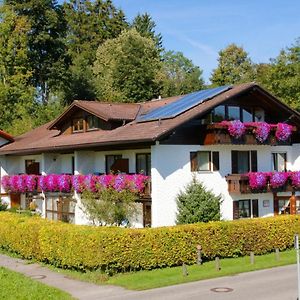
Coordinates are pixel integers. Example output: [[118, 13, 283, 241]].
[[0, 130, 14, 142], [1, 83, 299, 155]]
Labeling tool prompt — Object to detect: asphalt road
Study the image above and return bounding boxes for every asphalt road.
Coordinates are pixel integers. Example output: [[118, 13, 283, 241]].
[[0, 253, 298, 300]]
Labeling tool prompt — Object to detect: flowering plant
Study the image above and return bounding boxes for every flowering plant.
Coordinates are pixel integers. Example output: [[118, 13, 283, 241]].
[[221, 120, 246, 139], [269, 172, 289, 188], [248, 172, 268, 189], [290, 171, 300, 188], [2, 174, 149, 194], [253, 122, 271, 143], [275, 123, 293, 141]]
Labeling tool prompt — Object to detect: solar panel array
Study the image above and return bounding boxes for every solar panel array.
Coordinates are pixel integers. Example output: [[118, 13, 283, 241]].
[[137, 85, 232, 122]]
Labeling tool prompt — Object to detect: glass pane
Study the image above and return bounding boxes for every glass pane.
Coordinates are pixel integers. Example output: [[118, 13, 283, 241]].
[[237, 152, 249, 174], [239, 200, 250, 218], [254, 108, 265, 122], [277, 153, 286, 172], [228, 106, 240, 121], [137, 154, 147, 175], [147, 154, 151, 176], [242, 108, 253, 122], [213, 106, 226, 122], [198, 152, 210, 171]]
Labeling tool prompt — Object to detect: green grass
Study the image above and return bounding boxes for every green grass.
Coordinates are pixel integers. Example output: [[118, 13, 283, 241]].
[[107, 249, 297, 290], [0, 248, 297, 291], [0, 267, 73, 300]]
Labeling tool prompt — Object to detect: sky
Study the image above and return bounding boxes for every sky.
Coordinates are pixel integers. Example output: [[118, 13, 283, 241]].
[[113, 0, 300, 83]]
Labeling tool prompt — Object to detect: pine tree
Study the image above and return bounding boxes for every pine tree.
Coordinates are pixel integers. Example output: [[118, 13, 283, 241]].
[[176, 178, 222, 224]]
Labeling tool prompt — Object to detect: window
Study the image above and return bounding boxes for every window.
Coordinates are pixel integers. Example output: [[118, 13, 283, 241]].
[[190, 151, 219, 172], [233, 199, 258, 219], [136, 153, 151, 176], [105, 155, 122, 174], [87, 115, 99, 130], [227, 106, 240, 121], [72, 118, 84, 132], [231, 150, 257, 174], [272, 153, 287, 172], [242, 108, 253, 122], [213, 106, 226, 122]]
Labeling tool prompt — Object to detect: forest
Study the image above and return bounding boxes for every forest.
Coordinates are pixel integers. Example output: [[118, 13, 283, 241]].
[[0, 0, 299, 136]]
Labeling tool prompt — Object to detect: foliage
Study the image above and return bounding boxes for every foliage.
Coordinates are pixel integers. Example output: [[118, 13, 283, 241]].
[[255, 38, 300, 110], [0, 199, 7, 211], [131, 13, 163, 51], [0, 267, 73, 300], [161, 51, 204, 97], [0, 212, 299, 272], [81, 188, 138, 226], [210, 43, 255, 85], [176, 178, 221, 224], [2, 174, 148, 194], [93, 29, 162, 102]]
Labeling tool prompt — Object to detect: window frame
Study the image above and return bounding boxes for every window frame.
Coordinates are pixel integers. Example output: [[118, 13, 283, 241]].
[[190, 151, 219, 172], [272, 152, 287, 172], [105, 154, 122, 174], [231, 150, 257, 174], [233, 199, 259, 219], [136, 153, 151, 176], [72, 118, 84, 133], [86, 115, 99, 131]]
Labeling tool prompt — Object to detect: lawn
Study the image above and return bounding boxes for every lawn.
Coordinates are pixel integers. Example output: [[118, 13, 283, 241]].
[[0, 267, 73, 300], [53, 248, 297, 290]]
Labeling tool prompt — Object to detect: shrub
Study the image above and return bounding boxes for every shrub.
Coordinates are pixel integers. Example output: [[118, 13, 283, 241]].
[[0, 212, 299, 273], [176, 178, 222, 224]]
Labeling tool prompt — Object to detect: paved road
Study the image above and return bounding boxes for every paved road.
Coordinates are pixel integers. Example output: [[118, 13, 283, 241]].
[[0, 253, 298, 300]]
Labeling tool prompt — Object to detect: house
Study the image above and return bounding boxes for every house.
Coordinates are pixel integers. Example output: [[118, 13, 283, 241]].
[[1, 83, 300, 227]]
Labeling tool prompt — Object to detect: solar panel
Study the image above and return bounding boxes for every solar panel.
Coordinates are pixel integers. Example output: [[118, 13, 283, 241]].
[[137, 85, 232, 122]]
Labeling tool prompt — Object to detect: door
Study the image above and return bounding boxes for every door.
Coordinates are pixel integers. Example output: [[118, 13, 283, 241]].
[[143, 202, 152, 227], [10, 193, 21, 208]]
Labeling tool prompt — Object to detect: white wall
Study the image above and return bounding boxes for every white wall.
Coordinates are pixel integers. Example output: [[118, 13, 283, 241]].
[[151, 143, 294, 227]]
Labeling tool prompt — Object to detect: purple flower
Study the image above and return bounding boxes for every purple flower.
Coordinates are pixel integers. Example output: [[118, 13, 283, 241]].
[[113, 174, 126, 191], [254, 122, 271, 143], [71, 175, 85, 193], [291, 172, 300, 188], [57, 175, 71, 192], [270, 172, 289, 188], [248, 172, 268, 189], [221, 120, 246, 139], [275, 123, 293, 141]]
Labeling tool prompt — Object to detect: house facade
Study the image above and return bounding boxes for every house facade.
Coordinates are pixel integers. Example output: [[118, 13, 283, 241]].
[[1, 83, 300, 227]]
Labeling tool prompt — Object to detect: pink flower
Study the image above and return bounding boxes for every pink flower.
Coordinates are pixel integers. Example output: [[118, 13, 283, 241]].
[[270, 172, 289, 188], [290, 172, 300, 188], [275, 123, 293, 141], [221, 120, 246, 139], [254, 122, 271, 143], [248, 172, 268, 189]]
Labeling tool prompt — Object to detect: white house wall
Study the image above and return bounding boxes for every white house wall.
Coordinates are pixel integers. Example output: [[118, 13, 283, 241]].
[[151, 143, 295, 227]]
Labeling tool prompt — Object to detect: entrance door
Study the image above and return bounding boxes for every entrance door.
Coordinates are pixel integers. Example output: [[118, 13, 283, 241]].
[[143, 202, 151, 227]]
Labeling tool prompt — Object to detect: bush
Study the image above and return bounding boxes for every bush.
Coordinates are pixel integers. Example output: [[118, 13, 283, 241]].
[[0, 212, 299, 273], [176, 178, 222, 224], [0, 199, 7, 211]]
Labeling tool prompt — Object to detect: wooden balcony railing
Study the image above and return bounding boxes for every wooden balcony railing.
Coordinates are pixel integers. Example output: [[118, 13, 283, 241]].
[[226, 174, 296, 194], [202, 124, 292, 146]]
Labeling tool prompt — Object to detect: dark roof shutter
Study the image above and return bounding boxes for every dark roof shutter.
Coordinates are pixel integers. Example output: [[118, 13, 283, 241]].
[[251, 151, 257, 172], [231, 151, 238, 174], [252, 199, 258, 218], [212, 152, 220, 171], [190, 152, 198, 172], [233, 201, 239, 220]]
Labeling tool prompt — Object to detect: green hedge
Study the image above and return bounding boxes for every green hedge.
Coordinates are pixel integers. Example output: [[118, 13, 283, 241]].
[[0, 212, 299, 272]]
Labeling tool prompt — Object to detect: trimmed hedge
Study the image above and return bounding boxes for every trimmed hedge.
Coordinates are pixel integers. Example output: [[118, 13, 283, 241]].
[[0, 212, 299, 272]]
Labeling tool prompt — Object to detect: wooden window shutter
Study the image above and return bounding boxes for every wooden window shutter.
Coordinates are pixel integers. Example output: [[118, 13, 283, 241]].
[[252, 199, 259, 218], [233, 201, 239, 219], [190, 152, 198, 171], [212, 152, 220, 171], [231, 151, 238, 174], [251, 151, 257, 172]]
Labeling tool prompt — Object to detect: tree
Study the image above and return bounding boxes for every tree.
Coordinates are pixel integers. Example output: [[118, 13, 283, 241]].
[[161, 50, 204, 97], [255, 39, 300, 110], [210, 44, 255, 85], [176, 178, 222, 224], [131, 13, 163, 51], [0, 5, 36, 132], [81, 188, 138, 226], [93, 29, 162, 102], [62, 0, 128, 104], [5, 0, 70, 104]]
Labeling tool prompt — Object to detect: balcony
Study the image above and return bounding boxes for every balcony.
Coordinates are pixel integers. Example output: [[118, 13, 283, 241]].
[[202, 122, 294, 146], [226, 172, 300, 194]]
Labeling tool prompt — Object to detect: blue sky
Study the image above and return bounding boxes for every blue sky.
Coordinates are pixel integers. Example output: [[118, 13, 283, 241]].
[[113, 0, 300, 83]]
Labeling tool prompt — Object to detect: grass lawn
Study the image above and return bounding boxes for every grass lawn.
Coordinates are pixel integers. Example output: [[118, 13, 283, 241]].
[[49, 248, 297, 290], [0, 267, 73, 300]]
